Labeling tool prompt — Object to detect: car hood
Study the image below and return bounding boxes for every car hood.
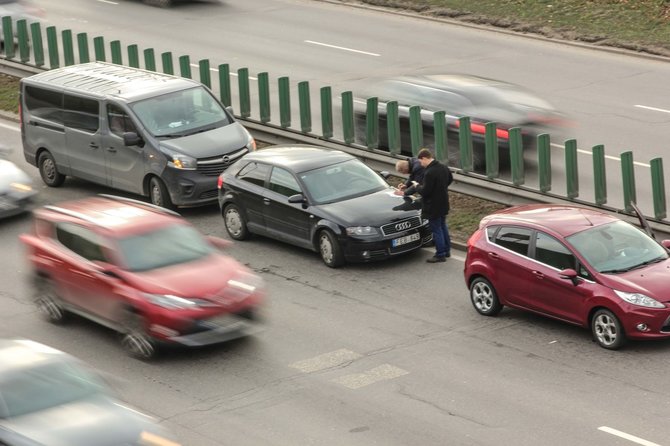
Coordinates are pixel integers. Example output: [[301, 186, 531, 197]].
[[3, 395, 170, 446], [159, 122, 248, 158], [315, 188, 422, 227], [600, 259, 670, 303], [0, 159, 32, 192]]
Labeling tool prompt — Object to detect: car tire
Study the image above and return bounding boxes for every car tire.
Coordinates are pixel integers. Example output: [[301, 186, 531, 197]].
[[223, 203, 250, 240], [143, 0, 173, 7], [318, 230, 345, 268], [33, 276, 67, 324], [38, 151, 65, 187], [469, 276, 503, 316], [120, 310, 157, 360], [149, 176, 175, 210], [591, 308, 626, 350]]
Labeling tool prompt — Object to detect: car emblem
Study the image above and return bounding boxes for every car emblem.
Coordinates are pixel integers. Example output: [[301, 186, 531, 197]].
[[395, 221, 412, 231], [222, 155, 231, 164]]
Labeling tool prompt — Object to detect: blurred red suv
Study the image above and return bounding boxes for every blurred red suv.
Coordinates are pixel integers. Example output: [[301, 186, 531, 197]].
[[464, 204, 670, 350], [20, 195, 265, 359]]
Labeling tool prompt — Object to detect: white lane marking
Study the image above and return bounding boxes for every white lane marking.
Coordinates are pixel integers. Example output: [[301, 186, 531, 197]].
[[96, 0, 118, 4], [0, 122, 19, 132], [289, 349, 362, 373], [304, 40, 380, 57], [550, 143, 650, 168], [188, 64, 257, 80], [598, 426, 661, 446], [332, 364, 409, 389], [635, 104, 670, 114]]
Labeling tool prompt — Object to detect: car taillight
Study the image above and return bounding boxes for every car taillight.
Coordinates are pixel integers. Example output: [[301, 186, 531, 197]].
[[217, 175, 223, 189], [454, 120, 509, 140]]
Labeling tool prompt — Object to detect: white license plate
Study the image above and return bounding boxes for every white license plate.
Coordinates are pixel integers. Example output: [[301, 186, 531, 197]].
[[392, 232, 420, 247]]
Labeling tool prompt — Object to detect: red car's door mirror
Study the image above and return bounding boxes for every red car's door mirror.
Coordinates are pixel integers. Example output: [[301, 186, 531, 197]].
[[559, 268, 580, 286]]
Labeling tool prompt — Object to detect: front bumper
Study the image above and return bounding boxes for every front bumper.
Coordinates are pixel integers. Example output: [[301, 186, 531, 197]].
[[0, 192, 36, 219], [620, 306, 670, 341], [341, 226, 432, 262], [161, 167, 220, 207]]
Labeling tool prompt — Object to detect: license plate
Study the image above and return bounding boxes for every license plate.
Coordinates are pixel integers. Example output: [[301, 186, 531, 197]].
[[207, 314, 239, 328], [391, 232, 420, 247]]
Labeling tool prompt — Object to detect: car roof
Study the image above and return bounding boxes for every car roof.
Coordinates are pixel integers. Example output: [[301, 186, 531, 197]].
[[21, 62, 199, 102], [484, 204, 621, 237], [241, 145, 355, 173], [35, 195, 184, 238], [0, 339, 67, 375]]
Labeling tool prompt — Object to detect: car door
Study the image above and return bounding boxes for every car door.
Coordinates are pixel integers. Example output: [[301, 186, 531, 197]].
[[263, 166, 313, 249], [234, 161, 271, 234], [64, 94, 106, 184]]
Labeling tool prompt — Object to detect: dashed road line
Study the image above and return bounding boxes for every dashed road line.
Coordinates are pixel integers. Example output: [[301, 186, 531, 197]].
[[598, 426, 661, 446], [304, 40, 380, 57], [635, 104, 670, 114], [332, 364, 409, 389], [289, 348, 361, 373]]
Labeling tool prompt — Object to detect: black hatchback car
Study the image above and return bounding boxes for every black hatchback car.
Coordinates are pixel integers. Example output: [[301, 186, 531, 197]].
[[217, 146, 432, 267]]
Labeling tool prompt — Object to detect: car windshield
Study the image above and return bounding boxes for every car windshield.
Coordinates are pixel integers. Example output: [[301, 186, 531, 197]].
[[130, 86, 231, 138], [298, 159, 389, 204], [0, 359, 105, 418], [117, 223, 216, 272], [567, 220, 668, 274]]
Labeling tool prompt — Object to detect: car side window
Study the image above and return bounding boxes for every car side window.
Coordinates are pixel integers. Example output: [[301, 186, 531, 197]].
[[237, 162, 270, 187], [56, 223, 107, 262], [269, 167, 302, 197], [494, 226, 531, 256], [64, 95, 100, 133], [534, 232, 576, 271], [485, 225, 499, 242], [24, 85, 63, 124], [107, 103, 137, 137]]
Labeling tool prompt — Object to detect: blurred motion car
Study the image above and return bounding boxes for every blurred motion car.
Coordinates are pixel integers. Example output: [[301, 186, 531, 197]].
[[353, 74, 566, 167], [217, 145, 432, 267], [0, 148, 36, 219], [20, 195, 265, 360], [0, 339, 180, 445], [0, 0, 43, 44], [464, 204, 670, 350]]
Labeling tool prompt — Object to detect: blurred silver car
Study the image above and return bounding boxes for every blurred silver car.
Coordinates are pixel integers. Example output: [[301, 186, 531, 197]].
[[0, 0, 43, 42], [0, 339, 180, 446], [0, 152, 36, 218]]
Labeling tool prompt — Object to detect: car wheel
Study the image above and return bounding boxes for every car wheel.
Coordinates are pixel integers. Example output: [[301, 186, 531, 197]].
[[318, 230, 345, 268], [38, 151, 65, 187], [33, 277, 67, 324], [469, 277, 502, 316], [149, 177, 174, 210], [143, 0, 173, 7], [120, 310, 156, 360], [223, 204, 250, 240], [591, 309, 626, 350]]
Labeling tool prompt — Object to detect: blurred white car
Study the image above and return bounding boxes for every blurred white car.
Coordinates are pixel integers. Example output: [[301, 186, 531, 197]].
[[0, 0, 44, 43], [0, 151, 36, 219]]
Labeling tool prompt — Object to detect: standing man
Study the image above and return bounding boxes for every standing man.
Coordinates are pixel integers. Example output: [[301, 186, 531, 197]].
[[394, 157, 425, 196], [415, 148, 453, 263]]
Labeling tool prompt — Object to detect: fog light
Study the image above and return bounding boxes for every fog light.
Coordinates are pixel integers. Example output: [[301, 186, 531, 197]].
[[362, 251, 370, 259], [636, 323, 649, 332]]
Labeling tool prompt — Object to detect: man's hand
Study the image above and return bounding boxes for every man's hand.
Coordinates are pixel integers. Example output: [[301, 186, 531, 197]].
[[398, 184, 407, 191], [393, 188, 404, 196]]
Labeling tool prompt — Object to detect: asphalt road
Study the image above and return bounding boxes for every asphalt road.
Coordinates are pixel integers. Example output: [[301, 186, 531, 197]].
[[2, 118, 670, 445]]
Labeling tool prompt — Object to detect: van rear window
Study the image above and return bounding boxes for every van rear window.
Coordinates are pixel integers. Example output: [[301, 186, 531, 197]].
[[24, 86, 63, 124]]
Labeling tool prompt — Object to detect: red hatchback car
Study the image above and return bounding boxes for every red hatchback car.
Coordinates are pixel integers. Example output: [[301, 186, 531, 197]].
[[464, 204, 670, 349], [20, 195, 265, 359]]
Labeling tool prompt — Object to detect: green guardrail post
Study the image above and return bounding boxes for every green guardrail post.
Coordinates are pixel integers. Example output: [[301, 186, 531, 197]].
[[458, 117, 473, 172], [433, 111, 448, 163], [320, 86, 333, 139], [565, 139, 579, 199], [298, 81, 311, 133], [365, 97, 379, 150], [238, 68, 251, 119], [179, 55, 191, 78], [258, 72, 270, 124], [278, 76, 291, 128], [621, 151, 636, 213], [650, 158, 666, 220], [199, 59, 211, 88], [161, 52, 173, 75], [30, 22, 44, 67], [93, 36, 105, 61], [592, 144, 607, 206], [537, 133, 551, 193], [218, 64, 231, 107], [110, 40, 122, 64], [77, 33, 89, 63], [341, 91, 354, 144], [2, 17, 14, 59], [485, 122, 499, 179], [509, 127, 524, 186], [61, 29, 74, 66], [46, 26, 59, 68], [16, 19, 29, 63], [143, 48, 156, 71], [127, 44, 139, 68], [387, 101, 401, 155], [409, 106, 423, 157]]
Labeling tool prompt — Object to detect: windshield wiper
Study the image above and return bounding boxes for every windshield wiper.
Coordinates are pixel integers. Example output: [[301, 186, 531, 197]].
[[601, 255, 666, 274]]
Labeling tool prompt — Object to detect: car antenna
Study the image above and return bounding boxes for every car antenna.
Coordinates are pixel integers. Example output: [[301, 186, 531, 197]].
[[579, 208, 595, 226]]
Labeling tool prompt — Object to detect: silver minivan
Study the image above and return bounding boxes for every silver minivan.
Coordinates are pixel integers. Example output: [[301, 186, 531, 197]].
[[20, 62, 256, 208]]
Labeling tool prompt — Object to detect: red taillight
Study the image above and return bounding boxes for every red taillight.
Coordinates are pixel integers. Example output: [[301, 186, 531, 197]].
[[217, 175, 223, 189], [454, 120, 509, 140]]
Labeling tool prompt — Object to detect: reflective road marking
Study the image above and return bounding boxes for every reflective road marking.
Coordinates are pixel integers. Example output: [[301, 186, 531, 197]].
[[0, 122, 18, 132], [635, 104, 670, 114], [304, 40, 381, 57], [598, 427, 661, 446], [550, 143, 650, 168], [289, 349, 362, 373], [332, 364, 409, 389]]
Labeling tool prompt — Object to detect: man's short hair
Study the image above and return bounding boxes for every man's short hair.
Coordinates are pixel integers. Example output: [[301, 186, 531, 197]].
[[395, 160, 409, 173], [417, 148, 433, 159]]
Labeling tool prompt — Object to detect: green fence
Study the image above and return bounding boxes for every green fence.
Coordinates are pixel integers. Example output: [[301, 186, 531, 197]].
[[2, 16, 667, 223]]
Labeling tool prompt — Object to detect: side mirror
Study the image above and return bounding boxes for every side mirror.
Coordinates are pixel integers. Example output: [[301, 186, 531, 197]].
[[661, 240, 670, 250], [558, 268, 580, 286], [123, 132, 144, 147], [379, 170, 390, 179], [207, 235, 233, 250], [225, 106, 235, 116], [93, 261, 123, 279], [288, 194, 307, 204]]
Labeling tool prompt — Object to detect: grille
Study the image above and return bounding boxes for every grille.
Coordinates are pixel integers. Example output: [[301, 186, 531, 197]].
[[661, 316, 670, 332], [199, 189, 218, 199], [381, 216, 422, 237], [196, 147, 248, 177]]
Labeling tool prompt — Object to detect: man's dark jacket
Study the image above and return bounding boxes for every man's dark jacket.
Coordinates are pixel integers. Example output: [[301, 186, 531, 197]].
[[416, 159, 453, 219], [403, 158, 425, 196]]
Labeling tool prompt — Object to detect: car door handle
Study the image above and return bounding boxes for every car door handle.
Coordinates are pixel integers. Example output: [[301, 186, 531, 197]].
[[487, 252, 500, 260], [107, 147, 117, 153], [89, 143, 99, 149], [263, 198, 271, 205], [532, 271, 545, 279]]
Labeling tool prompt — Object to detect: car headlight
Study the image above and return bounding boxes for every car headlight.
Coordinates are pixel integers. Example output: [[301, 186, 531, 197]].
[[145, 293, 200, 309], [246, 133, 257, 152], [346, 226, 379, 236], [161, 147, 197, 170], [614, 290, 665, 308], [10, 182, 32, 193]]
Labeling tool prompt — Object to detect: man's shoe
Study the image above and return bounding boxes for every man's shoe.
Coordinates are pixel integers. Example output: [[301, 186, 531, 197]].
[[426, 256, 446, 263], [445, 252, 451, 258]]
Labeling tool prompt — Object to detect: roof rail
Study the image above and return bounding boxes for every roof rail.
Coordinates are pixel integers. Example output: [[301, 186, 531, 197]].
[[43, 205, 100, 225], [97, 194, 181, 217]]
